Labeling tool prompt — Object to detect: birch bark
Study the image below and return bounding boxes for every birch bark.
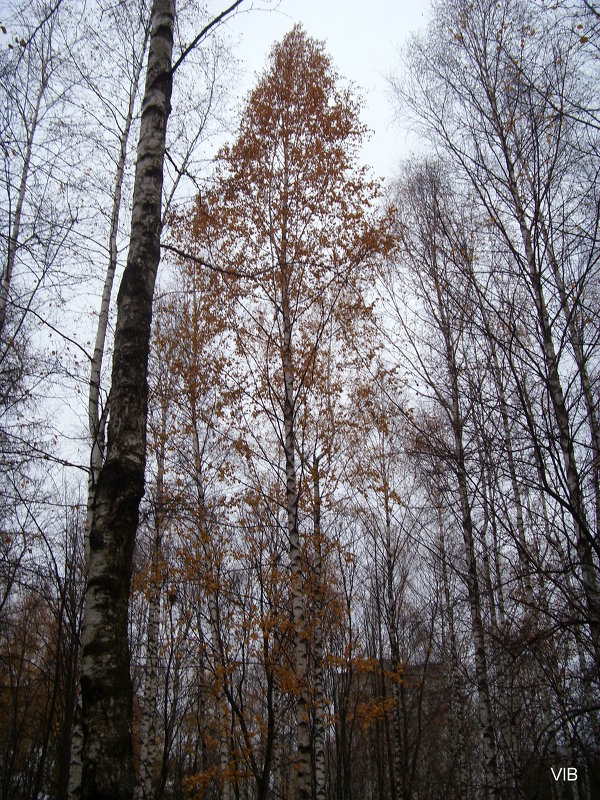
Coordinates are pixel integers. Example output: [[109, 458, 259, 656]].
[[190, 409, 232, 800], [0, 73, 46, 342], [281, 276, 312, 800], [540, 221, 600, 548], [505, 158, 600, 677], [135, 392, 167, 800], [452, 416, 500, 800], [70, 29, 151, 800], [80, 1, 174, 796], [312, 457, 326, 800], [87, 21, 151, 520], [382, 477, 405, 800], [437, 504, 467, 799], [432, 275, 500, 800]]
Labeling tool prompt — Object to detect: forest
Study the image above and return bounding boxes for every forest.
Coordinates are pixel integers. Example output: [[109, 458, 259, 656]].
[[1, 0, 599, 798]]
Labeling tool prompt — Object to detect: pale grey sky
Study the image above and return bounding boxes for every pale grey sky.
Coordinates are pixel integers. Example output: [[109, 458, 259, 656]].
[[227, 0, 431, 181]]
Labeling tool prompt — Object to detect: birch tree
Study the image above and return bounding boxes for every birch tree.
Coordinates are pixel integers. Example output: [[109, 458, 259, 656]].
[[399, 0, 600, 679], [79, 1, 244, 797], [192, 25, 389, 798], [383, 162, 501, 799]]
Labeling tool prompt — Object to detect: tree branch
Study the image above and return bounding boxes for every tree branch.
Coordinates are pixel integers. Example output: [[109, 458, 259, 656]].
[[171, 0, 245, 75]]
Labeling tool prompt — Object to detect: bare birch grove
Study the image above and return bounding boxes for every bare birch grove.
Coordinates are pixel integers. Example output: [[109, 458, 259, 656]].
[[1, 0, 600, 798]]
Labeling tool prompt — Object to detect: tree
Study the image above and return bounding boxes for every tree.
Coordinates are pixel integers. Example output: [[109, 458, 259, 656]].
[[398, 0, 600, 682], [380, 144, 600, 795], [192, 24, 389, 798], [0, 0, 81, 608], [79, 2, 244, 798], [0, 0, 76, 346], [0, 487, 85, 800], [384, 161, 500, 799], [79, 3, 175, 795]]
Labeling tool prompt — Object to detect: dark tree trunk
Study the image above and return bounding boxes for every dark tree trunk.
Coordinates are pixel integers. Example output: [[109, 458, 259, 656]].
[[80, 2, 175, 798]]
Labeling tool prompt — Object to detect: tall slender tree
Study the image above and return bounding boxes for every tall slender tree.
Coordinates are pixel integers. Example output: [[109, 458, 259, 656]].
[[79, 1, 244, 797], [192, 25, 389, 798], [398, 0, 600, 678]]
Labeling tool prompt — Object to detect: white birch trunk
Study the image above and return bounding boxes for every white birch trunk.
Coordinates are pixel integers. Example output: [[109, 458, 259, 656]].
[[433, 274, 500, 800], [66, 702, 84, 800], [454, 441, 500, 800], [277, 136, 311, 798], [69, 24, 151, 800], [382, 478, 405, 800], [0, 73, 46, 341], [437, 505, 467, 798], [281, 284, 311, 799], [80, 1, 174, 796], [527, 383, 600, 750], [190, 408, 231, 800], [135, 394, 167, 800], [540, 221, 600, 548], [87, 20, 151, 520], [491, 344, 566, 796], [504, 147, 600, 679], [135, 564, 161, 800], [312, 458, 326, 800]]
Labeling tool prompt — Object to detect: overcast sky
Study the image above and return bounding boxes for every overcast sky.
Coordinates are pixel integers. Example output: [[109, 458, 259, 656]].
[[226, 0, 432, 181]]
